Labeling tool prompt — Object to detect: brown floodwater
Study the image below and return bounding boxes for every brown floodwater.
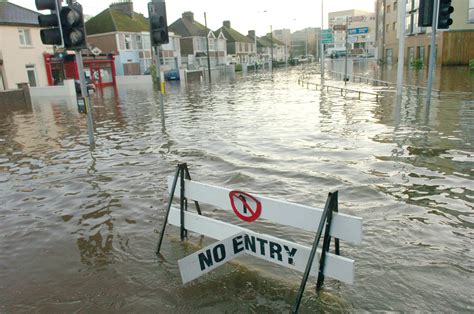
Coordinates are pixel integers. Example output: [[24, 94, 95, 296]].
[[0, 64, 473, 312]]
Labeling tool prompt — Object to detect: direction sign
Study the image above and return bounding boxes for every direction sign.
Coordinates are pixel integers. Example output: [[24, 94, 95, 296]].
[[348, 36, 358, 43], [322, 39, 333, 44], [229, 190, 262, 222], [333, 24, 346, 31], [348, 27, 369, 35]]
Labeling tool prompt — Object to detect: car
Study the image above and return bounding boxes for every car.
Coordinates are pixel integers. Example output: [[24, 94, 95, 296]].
[[164, 69, 180, 81], [75, 79, 95, 96]]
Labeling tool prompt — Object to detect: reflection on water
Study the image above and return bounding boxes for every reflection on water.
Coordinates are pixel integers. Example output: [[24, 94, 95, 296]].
[[0, 65, 473, 312]]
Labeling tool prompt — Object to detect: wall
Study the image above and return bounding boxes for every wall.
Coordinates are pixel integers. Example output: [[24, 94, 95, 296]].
[[0, 25, 53, 89], [29, 79, 76, 98], [0, 83, 31, 107]]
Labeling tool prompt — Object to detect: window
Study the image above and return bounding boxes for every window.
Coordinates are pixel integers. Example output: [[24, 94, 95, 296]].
[[386, 24, 390, 32], [387, 5, 391, 13], [394, 1, 398, 11], [469, 0, 474, 23], [18, 29, 32, 46], [393, 22, 397, 31], [125, 35, 132, 50], [26, 65, 37, 87], [208, 38, 215, 51], [136, 35, 143, 50]]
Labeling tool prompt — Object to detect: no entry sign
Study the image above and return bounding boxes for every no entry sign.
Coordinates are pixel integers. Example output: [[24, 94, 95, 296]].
[[229, 190, 262, 222]]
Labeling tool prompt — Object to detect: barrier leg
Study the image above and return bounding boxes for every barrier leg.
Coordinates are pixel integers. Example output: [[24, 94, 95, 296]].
[[156, 165, 181, 254], [180, 166, 188, 240], [183, 164, 202, 215], [292, 192, 335, 313]]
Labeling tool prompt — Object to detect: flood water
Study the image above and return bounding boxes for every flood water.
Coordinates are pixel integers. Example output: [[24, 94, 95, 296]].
[[1, 64, 473, 312]]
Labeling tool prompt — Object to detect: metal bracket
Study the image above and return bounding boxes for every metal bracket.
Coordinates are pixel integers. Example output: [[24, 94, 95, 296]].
[[292, 191, 339, 313], [156, 163, 202, 255]]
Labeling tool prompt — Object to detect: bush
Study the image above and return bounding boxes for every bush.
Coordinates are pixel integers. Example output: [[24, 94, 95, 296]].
[[411, 59, 423, 69], [469, 59, 474, 70], [148, 64, 158, 85], [234, 64, 242, 72]]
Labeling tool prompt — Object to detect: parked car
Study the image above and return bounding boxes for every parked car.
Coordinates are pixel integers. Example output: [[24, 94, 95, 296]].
[[75, 79, 95, 96], [164, 69, 180, 81]]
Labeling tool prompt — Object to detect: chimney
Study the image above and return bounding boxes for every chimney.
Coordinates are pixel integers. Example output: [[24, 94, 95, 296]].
[[223, 20, 231, 28], [182, 11, 194, 23], [248, 30, 255, 39], [110, 1, 134, 18]]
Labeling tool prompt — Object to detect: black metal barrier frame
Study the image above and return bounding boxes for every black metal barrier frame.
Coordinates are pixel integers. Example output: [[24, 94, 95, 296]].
[[292, 191, 340, 313], [156, 164, 340, 313], [156, 163, 201, 254]]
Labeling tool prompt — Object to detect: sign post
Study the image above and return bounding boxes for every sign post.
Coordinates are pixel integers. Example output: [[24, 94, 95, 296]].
[[426, 0, 439, 106]]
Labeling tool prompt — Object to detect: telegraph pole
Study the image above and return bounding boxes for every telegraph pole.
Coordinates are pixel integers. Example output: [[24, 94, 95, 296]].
[[344, 16, 349, 84], [396, 1, 406, 96], [204, 12, 212, 85], [320, 0, 325, 83]]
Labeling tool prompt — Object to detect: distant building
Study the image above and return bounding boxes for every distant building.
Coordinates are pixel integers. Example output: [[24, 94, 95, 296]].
[[376, 0, 474, 66], [86, 1, 181, 75], [291, 28, 321, 58], [256, 34, 286, 63], [169, 11, 227, 69], [215, 21, 255, 64], [0, 2, 53, 90], [328, 10, 376, 56], [273, 28, 291, 56]]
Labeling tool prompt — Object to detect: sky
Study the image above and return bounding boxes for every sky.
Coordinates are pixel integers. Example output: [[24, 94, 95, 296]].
[[11, 0, 376, 36]]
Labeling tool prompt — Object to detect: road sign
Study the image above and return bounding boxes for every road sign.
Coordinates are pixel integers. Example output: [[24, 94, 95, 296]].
[[229, 190, 262, 222], [348, 36, 358, 43], [170, 208, 355, 284], [333, 24, 347, 31], [167, 177, 362, 243], [322, 39, 334, 44], [178, 232, 246, 283], [90, 47, 102, 56], [348, 27, 369, 35]]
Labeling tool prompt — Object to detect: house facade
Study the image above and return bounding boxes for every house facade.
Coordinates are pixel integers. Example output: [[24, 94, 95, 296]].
[[169, 11, 227, 69], [215, 21, 255, 64], [86, 1, 181, 75], [255, 34, 286, 63], [0, 2, 53, 90], [376, 0, 474, 65]]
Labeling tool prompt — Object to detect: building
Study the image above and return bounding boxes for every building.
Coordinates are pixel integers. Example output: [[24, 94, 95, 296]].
[[376, 0, 474, 66], [215, 21, 255, 64], [255, 34, 286, 63], [169, 11, 227, 69], [291, 28, 321, 59], [273, 28, 292, 57], [328, 10, 376, 56], [86, 1, 181, 75], [0, 1, 53, 90]]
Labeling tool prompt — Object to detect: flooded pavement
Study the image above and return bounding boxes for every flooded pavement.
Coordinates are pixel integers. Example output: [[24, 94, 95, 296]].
[[0, 65, 473, 312]]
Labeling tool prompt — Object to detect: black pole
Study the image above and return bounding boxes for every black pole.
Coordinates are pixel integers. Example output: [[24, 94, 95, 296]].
[[179, 166, 187, 240], [292, 192, 334, 313], [204, 12, 212, 85], [183, 165, 202, 215], [156, 165, 181, 254]]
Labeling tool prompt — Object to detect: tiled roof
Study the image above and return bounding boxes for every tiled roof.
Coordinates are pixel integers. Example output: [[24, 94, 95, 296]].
[[86, 8, 149, 35], [169, 18, 207, 37], [0, 2, 41, 26], [215, 26, 253, 44]]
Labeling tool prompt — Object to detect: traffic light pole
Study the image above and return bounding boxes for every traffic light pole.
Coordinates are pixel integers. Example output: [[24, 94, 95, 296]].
[[76, 51, 95, 146], [344, 16, 349, 85], [426, 0, 439, 106], [155, 45, 166, 129]]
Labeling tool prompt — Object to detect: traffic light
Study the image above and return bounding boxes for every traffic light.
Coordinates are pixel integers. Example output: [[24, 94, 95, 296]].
[[418, 0, 434, 27], [36, 0, 64, 46], [438, 0, 454, 29], [60, 3, 87, 49], [148, 1, 169, 46]]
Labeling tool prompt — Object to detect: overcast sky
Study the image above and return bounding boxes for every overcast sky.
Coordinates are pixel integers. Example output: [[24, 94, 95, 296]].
[[12, 0, 376, 36]]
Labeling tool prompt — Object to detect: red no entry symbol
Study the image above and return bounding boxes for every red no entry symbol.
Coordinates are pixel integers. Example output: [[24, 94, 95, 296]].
[[229, 190, 262, 222]]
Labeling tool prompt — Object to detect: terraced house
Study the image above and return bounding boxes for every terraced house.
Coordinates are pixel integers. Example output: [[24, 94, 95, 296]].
[[169, 11, 227, 69], [215, 21, 255, 64], [85, 1, 181, 75]]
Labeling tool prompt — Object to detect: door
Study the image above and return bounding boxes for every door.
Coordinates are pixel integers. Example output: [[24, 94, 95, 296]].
[[386, 48, 393, 65], [26, 65, 37, 87]]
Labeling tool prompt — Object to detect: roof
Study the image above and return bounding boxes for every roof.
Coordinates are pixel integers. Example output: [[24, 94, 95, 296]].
[[86, 8, 149, 35], [0, 2, 41, 26], [214, 26, 253, 44], [257, 34, 286, 48], [168, 17, 207, 37]]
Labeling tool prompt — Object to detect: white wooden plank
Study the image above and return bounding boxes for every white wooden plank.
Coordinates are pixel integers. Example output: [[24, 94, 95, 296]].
[[167, 177, 362, 244], [169, 207, 354, 284]]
